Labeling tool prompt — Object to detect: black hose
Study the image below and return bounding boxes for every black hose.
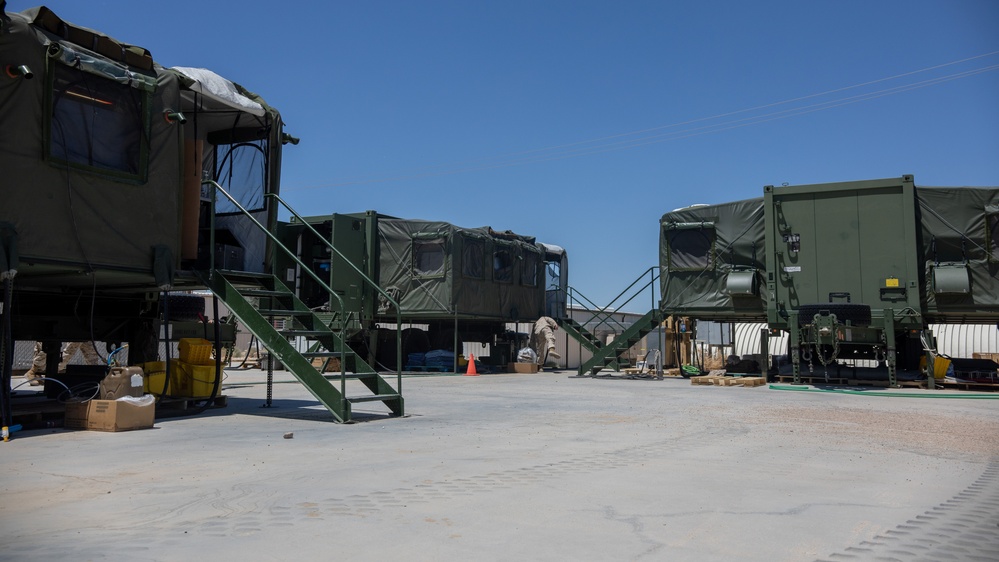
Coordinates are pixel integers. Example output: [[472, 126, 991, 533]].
[[187, 295, 223, 416], [1, 279, 14, 428], [159, 291, 171, 401]]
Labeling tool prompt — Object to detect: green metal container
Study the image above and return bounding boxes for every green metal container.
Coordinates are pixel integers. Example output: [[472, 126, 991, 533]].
[[763, 175, 924, 331]]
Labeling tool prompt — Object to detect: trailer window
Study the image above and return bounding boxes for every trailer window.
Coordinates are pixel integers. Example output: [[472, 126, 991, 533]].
[[521, 249, 540, 287], [493, 245, 514, 283], [47, 61, 149, 181], [413, 239, 446, 278], [666, 226, 715, 271], [461, 237, 485, 279], [214, 141, 268, 214]]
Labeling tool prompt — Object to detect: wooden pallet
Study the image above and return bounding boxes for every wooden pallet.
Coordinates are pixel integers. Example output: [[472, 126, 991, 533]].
[[691, 375, 766, 387], [936, 379, 999, 392], [775, 375, 940, 389], [8, 398, 67, 429]]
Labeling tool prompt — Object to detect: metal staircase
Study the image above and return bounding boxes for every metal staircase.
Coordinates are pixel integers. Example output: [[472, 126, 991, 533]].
[[201, 270, 402, 423], [578, 308, 663, 376], [557, 317, 622, 371], [553, 267, 662, 377], [198, 181, 404, 423]]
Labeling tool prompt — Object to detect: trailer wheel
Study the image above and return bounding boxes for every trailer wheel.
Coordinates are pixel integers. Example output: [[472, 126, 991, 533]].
[[163, 294, 205, 321], [797, 303, 871, 327]]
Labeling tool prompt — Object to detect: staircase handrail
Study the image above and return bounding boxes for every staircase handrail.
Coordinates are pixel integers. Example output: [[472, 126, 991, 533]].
[[206, 182, 379, 392], [206, 181, 345, 316], [266, 193, 402, 385], [565, 266, 660, 335]]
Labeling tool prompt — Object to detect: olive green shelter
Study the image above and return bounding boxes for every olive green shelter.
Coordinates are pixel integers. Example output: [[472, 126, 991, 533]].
[[276, 212, 569, 367], [0, 5, 286, 298], [658, 175, 999, 386], [0, 4, 409, 423], [659, 198, 767, 321], [917, 186, 999, 323]]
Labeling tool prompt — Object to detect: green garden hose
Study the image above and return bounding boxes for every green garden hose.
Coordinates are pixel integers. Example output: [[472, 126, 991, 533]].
[[769, 384, 999, 399]]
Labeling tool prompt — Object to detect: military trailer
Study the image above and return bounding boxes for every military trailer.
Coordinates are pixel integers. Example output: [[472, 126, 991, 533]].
[[276, 212, 569, 369], [0, 4, 288, 348], [659, 175, 999, 386], [0, 5, 413, 423]]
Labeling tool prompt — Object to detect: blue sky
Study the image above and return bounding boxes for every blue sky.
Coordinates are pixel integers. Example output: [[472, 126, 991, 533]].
[[14, 1, 999, 310]]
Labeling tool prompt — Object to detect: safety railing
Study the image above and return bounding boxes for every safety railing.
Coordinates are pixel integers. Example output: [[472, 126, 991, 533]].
[[206, 182, 403, 395], [563, 266, 660, 334]]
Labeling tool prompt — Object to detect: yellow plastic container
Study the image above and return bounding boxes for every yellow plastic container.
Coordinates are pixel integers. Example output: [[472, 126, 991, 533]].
[[143, 361, 168, 395], [173, 360, 219, 398], [919, 356, 951, 379], [178, 338, 214, 365]]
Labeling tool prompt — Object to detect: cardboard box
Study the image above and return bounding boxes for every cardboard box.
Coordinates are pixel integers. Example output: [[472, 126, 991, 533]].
[[507, 362, 539, 374], [65, 398, 155, 432]]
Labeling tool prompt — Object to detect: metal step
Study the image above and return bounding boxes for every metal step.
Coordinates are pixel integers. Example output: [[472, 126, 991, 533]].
[[256, 309, 314, 317], [322, 372, 379, 381], [215, 270, 274, 283], [239, 289, 292, 298], [301, 351, 355, 358], [280, 329, 332, 337], [346, 393, 402, 403]]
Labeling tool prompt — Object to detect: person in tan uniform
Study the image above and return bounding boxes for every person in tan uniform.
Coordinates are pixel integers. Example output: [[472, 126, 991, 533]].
[[530, 316, 561, 366], [24, 341, 103, 386]]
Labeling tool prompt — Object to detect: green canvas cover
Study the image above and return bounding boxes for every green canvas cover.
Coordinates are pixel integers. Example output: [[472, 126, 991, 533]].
[[659, 198, 767, 320], [917, 186, 999, 323], [0, 6, 286, 287], [0, 7, 183, 286], [376, 218, 545, 321]]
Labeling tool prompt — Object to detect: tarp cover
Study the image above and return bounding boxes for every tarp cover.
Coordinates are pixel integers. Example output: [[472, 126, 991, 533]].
[[0, 9, 182, 281], [171, 67, 265, 116], [917, 186, 999, 323], [660, 198, 767, 320], [0, 6, 285, 284], [376, 218, 544, 321]]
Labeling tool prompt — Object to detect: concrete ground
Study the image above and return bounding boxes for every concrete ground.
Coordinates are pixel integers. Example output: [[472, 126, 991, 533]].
[[2, 369, 998, 562]]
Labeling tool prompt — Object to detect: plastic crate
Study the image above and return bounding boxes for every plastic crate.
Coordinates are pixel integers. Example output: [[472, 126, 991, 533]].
[[172, 360, 220, 398], [178, 338, 214, 365]]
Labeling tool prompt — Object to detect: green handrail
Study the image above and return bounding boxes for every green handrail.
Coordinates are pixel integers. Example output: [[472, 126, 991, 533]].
[[205, 181, 354, 398], [265, 193, 403, 390], [564, 266, 660, 334]]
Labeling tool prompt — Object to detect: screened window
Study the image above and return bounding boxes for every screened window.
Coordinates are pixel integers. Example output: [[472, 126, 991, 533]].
[[666, 226, 715, 271], [493, 245, 514, 283], [461, 237, 485, 279], [521, 249, 540, 286], [48, 62, 147, 180], [414, 239, 446, 277], [214, 141, 268, 214], [546, 260, 562, 290]]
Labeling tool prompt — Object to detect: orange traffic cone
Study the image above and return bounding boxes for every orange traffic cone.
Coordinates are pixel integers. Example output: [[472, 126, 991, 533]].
[[465, 353, 478, 376]]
